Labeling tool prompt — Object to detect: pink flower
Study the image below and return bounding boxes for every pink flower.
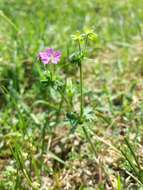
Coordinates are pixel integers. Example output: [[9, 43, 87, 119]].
[[39, 48, 61, 64]]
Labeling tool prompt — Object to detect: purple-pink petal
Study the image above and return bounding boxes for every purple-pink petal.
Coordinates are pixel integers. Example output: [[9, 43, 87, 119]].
[[42, 57, 50, 64], [46, 48, 54, 56], [52, 51, 62, 64], [38, 48, 61, 64], [39, 52, 50, 64], [54, 51, 61, 57]]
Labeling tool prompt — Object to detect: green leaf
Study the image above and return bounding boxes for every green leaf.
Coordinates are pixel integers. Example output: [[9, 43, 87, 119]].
[[117, 175, 122, 190], [47, 150, 65, 165]]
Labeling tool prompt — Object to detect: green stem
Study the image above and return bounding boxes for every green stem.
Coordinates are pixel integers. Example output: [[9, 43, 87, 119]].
[[54, 92, 64, 126], [124, 137, 141, 170], [78, 40, 84, 119], [41, 124, 46, 154], [78, 40, 81, 52], [10, 144, 38, 190], [79, 62, 83, 118], [84, 35, 88, 52], [82, 126, 97, 156], [120, 149, 139, 177], [0, 10, 19, 32]]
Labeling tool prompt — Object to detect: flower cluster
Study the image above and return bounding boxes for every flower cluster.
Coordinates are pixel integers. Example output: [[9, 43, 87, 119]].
[[71, 28, 97, 43], [39, 48, 61, 64]]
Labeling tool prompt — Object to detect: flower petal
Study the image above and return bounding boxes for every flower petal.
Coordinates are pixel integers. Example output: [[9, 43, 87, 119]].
[[39, 52, 50, 64], [46, 48, 54, 56], [38, 48, 61, 64], [52, 51, 61, 64]]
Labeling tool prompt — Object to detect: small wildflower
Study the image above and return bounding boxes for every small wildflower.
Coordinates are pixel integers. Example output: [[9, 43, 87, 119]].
[[71, 31, 84, 43], [38, 48, 61, 64], [84, 28, 98, 41], [88, 32, 97, 41], [84, 28, 94, 35]]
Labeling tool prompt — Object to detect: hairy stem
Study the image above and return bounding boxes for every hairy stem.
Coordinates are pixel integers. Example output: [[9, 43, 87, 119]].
[[79, 62, 83, 118], [82, 125, 97, 156]]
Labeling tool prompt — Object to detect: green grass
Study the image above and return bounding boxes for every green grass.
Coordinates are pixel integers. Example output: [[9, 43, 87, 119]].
[[0, 0, 143, 189]]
